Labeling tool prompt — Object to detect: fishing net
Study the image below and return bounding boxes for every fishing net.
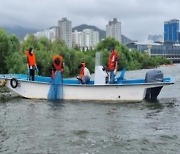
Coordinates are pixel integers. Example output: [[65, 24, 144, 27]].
[[48, 71, 63, 100]]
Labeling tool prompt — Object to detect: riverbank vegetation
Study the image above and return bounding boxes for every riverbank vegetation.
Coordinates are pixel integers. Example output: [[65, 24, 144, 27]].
[[0, 28, 171, 77]]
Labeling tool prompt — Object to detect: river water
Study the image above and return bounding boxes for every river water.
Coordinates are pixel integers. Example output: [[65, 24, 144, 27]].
[[0, 64, 180, 154]]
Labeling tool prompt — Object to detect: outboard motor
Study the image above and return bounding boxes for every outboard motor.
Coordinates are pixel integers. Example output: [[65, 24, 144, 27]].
[[145, 70, 163, 100]]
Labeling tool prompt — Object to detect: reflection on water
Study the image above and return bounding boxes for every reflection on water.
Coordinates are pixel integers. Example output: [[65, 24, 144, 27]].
[[0, 64, 180, 153]]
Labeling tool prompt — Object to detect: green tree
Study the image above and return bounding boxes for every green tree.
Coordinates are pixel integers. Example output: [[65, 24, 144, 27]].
[[96, 37, 120, 51], [37, 37, 52, 51], [21, 34, 38, 53], [5, 52, 26, 73], [0, 31, 172, 77], [0, 29, 9, 73], [8, 35, 20, 54], [35, 49, 52, 76]]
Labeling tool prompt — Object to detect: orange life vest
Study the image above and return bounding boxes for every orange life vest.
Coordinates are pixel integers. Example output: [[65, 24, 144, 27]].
[[25, 50, 36, 66], [108, 50, 118, 71], [79, 62, 86, 79], [52, 55, 63, 71]]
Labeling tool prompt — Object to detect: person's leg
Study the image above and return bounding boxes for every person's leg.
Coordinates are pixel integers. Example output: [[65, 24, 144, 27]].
[[30, 69, 35, 81], [29, 69, 33, 80], [109, 71, 115, 84], [82, 77, 86, 84], [77, 76, 83, 84], [82, 76, 90, 84]]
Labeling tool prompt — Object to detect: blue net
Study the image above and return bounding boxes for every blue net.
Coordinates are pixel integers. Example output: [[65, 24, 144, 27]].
[[48, 71, 63, 100]]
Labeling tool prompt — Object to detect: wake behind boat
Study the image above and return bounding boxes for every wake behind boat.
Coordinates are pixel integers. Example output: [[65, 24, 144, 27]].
[[0, 66, 174, 102]]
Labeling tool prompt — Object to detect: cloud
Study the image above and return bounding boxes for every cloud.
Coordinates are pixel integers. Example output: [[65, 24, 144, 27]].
[[0, 0, 180, 41]]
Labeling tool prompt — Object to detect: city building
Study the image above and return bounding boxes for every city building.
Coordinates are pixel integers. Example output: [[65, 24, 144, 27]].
[[106, 18, 121, 43], [164, 19, 179, 43], [33, 27, 58, 41], [72, 30, 82, 48], [72, 29, 99, 50], [126, 41, 180, 62], [58, 17, 72, 48], [24, 27, 58, 41], [148, 34, 163, 42]]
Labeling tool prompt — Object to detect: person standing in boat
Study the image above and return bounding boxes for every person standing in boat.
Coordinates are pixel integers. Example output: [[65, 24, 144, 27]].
[[48, 54, 64, 100], [25, 47, 38, 81], [77, 62, 91, 84], [108, 47, 119, 84], [51, 54, 64, 78]]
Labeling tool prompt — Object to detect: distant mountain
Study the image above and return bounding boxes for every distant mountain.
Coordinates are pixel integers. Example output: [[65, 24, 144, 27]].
[[121, 34, 134, 45], [1, 26, 38, 40], [72, 24, 106, 40]]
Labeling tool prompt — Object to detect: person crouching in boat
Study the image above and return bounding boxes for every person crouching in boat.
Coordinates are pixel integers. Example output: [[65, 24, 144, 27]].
[[25, 47, 38, 81], [51, 54, 64, 78], [108, 47, 119, 84], [77, 62, 91, 84]]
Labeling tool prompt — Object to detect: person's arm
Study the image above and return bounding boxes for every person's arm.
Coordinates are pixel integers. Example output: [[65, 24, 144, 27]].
[[113, 62, 117, 74], [115, 60, 118, 70], [35, 61, 39, 72], [27, 63, 29, 69], [26, 56, 30, 75], [61, 61, 64, 72], [26, 55, 29, 68], [33, 54, 38, 72], [114, 54, 118, 74], [84, 67, 91, 77], [51, 64, 56, 78]]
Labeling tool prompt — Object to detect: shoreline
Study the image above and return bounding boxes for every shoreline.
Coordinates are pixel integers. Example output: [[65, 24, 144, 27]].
[[0, 87, 18, 100]]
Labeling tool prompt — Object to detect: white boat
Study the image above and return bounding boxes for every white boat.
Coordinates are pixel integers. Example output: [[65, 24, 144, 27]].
[[0, 66, 174, 102]]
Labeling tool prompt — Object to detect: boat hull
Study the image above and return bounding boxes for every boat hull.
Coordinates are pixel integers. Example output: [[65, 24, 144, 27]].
[[0, 73, 174, 102], [3, 78, 171, 102]]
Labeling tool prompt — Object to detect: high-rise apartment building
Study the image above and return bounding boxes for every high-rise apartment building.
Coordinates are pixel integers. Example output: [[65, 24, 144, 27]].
[[58, 18, 72, 48], [32, 27, 58, 41], [106, 18, 121, 43], [72, 30, 82, 48], [72, 29, 99, 50], [24, 27, 58, 41], [164, 19, 179, 43]]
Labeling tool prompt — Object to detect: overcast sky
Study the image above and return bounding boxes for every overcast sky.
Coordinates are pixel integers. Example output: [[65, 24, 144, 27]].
[[0, 0, 179, 41]]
